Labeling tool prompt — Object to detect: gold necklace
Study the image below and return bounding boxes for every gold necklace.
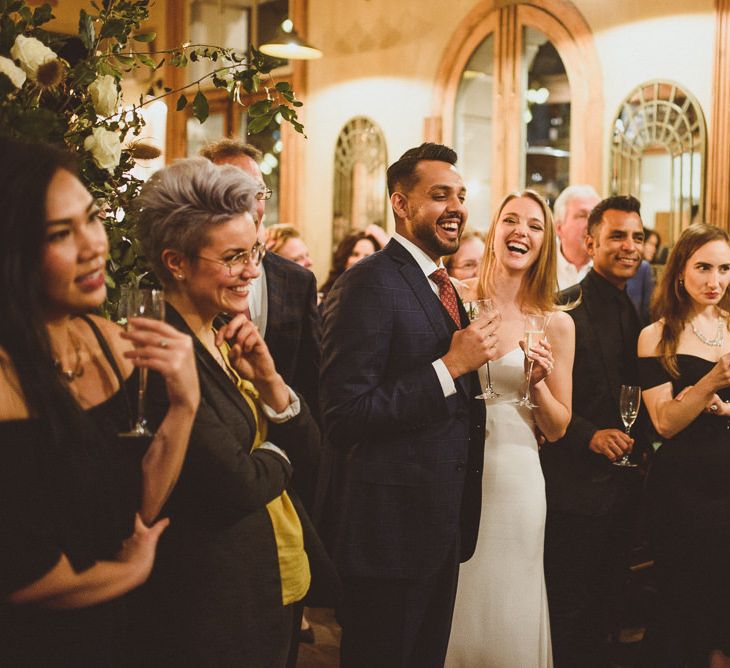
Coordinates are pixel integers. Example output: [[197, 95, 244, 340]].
[[53, 331, 85, 381]]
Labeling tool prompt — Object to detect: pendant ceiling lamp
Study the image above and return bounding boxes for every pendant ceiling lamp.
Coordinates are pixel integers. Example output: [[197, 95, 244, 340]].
[[258, 0, 322, 60]]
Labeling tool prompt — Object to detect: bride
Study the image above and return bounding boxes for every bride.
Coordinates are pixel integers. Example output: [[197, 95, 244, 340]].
[[446, 190, 574, 667]]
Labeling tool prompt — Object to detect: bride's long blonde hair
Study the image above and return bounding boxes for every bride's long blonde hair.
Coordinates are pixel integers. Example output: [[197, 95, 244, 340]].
[[476, 190, 558, 313]]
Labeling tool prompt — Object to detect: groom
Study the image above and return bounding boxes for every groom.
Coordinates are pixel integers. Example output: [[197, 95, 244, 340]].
[[320, 143, 497, 667]]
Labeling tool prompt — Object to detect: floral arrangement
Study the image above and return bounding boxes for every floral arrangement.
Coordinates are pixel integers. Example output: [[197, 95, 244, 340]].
[[0, 0, 303, 307]]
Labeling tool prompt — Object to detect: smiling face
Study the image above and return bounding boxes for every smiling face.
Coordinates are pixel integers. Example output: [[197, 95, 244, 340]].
[[681, 239, 730, 309], [346, 238, 377, 270], [180, 212, 260, 321], [41, 168, 109, 319], [492, 196, 546, 274], [392, 160, 467, 260], [587, 209, 644, 288]]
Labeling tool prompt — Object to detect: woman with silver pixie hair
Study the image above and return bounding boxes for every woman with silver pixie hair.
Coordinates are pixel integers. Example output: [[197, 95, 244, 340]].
[[130, 158, 321, 667]]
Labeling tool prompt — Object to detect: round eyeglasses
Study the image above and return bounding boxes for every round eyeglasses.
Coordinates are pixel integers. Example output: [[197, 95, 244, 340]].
[[196, 242, 266, 275], [255, 187, 273, 201]]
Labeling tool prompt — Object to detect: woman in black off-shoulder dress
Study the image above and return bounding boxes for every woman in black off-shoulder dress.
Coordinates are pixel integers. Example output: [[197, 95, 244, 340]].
[[0, 139, 199, 666], [638, 223, 730, 668]]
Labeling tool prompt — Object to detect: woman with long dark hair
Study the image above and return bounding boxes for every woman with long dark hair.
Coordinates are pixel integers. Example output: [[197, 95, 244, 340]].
[[638, 223, 730, 667], [0, 138, 199, 665], [319, 231, 382, 302]]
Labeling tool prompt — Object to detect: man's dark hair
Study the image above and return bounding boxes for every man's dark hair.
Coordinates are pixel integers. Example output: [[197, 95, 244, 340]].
[[386, 142, 457, 196], [587, 194, 642, 236], [200, 138, 263, 163]]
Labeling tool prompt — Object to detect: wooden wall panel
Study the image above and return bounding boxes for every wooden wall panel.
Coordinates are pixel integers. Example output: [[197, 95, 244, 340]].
[[707, 0, 730, 229]]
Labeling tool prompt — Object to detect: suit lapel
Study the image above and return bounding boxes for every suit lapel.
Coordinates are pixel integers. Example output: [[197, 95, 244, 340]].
[[582, 281, 622, 407], [262, 253, 286, 343], [166, 304, 257, 429], [386, 241, 469, 396]]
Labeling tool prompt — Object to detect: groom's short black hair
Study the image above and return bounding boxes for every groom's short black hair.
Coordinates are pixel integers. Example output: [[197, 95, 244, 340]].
[[387, 142, 457, 196]]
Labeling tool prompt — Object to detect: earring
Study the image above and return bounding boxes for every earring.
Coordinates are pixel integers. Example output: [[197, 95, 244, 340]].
[[176, 274, 184, 280], [679, 278, 684, 288]]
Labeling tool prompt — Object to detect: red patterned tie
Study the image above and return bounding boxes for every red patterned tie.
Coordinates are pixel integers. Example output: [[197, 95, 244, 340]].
[[430, 268, 461, 329]]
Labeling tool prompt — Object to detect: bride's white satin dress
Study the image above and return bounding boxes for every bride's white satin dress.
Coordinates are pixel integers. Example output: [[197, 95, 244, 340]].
[[446, 348, 553, 668]]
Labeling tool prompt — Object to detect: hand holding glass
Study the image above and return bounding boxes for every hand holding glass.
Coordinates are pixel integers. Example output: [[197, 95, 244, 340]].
[[118, 288, 166, 438], [614, 384, 640, 467], [464, 299, 500, 399], [515, 314, 546, 409]]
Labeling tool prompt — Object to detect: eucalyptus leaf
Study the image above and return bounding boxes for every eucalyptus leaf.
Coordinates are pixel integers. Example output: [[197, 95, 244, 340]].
[[133, 32, 156, 42], [176, 94, 187, 111], [192, 90, 209, 123]]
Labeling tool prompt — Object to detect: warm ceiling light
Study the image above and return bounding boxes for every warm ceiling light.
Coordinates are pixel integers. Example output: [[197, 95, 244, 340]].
[[260, 23, 323, 60]]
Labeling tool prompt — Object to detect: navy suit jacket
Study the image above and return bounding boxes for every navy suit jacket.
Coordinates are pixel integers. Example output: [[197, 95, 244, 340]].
[[262, 251, 321, 423], [320, 239, 485, 580]]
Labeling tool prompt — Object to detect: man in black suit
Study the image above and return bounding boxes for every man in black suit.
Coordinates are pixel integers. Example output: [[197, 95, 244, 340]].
[[541, 195, 647, 667], [320, 143, 497, 668], [200, 140, 321, 423]]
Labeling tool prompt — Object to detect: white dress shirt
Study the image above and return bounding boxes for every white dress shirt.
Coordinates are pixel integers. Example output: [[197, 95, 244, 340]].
[[556, 239, 592, 291], [392, 232, 457, 398], [246, 269, 268, 336]]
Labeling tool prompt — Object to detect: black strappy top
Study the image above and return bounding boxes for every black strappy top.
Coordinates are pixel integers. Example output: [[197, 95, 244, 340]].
[[0, 315, 144, 667]]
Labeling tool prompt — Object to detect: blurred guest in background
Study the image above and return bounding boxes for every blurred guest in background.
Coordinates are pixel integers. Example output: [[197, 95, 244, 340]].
[[267, 223, 314, 270], [643, 229, 662, 264], [553, 184, 600, 290], [319, 231, 382, 303], [0, 138, 198, 666], [444, 228, 485, 282], [638, 223, 730, 668]]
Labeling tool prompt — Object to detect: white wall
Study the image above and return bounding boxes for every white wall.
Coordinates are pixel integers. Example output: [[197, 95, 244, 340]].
[[301, 0, 717, 279]]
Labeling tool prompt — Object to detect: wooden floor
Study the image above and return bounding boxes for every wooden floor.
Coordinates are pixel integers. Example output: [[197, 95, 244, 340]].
[[296, 608, 341, 668]]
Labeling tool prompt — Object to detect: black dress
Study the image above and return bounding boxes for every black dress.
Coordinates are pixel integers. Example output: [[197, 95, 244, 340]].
[[0, 320, 141, 667], [640, 355, 730, 662]]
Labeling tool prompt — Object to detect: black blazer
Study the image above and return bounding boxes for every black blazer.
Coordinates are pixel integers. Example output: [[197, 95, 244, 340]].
[[133, 304, 323, 666], [320, 239, 485, 581], [263, 251, 321, 422], [541, 270, 645, 517]]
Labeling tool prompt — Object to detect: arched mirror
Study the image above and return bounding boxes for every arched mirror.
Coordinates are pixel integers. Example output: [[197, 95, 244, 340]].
[[610, 81, 706, 246], [332, 117, 388, 246]]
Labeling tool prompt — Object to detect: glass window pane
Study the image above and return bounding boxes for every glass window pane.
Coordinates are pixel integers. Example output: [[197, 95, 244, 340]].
[[454, 35, 494, 231], [522, 27, 570, 207], [186, 112, 225, 157], [187, 0, 250, 85], [240, 112, 282, 226]]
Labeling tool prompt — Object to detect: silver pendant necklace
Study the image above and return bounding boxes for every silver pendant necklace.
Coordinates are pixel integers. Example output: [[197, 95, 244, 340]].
[[53, 332, 85, 381], [690, 315, 725, 347]]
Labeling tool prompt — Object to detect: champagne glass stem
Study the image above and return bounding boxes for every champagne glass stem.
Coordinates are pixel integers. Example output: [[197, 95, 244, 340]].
[[523, 358, 535, 404], [486, 361, 494, 392], [136, 366, 148, 428]]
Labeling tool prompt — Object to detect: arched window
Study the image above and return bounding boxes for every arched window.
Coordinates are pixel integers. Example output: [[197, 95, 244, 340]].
[[332, 117, 388, 246], [431, 1, 602, 229], [611, 80, 706, 245]]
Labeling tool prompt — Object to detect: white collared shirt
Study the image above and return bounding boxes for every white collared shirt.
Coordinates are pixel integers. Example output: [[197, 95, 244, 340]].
[[556, 238, 592, 291], [392, 232, 457, 398], [246, 269, 268, 336]]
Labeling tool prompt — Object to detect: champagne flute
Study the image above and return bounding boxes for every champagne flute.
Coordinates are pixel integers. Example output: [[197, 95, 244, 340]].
[[514, 313, 546, 409], [614, 384, 640, 468], [464, 299, 501, 400], [119, 288, 165, 438]]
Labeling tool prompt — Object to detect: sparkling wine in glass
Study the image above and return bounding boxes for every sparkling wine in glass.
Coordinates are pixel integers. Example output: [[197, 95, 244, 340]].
[[464, 299, 501, 400], [118, 288, 165, 438], [514, 313, 546, 409], [614, 384, 640, 468]]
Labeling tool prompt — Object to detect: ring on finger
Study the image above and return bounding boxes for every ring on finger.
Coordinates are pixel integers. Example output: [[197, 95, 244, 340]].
[[711, 403, 718, 412], [159, 338, 169, 349]]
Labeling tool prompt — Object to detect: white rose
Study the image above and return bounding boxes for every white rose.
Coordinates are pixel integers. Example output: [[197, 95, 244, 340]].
[[0, 55, 26, 88], [88, 75, 119, 116], [84, 127, 122, 172], [10, 34, 57, 80]]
